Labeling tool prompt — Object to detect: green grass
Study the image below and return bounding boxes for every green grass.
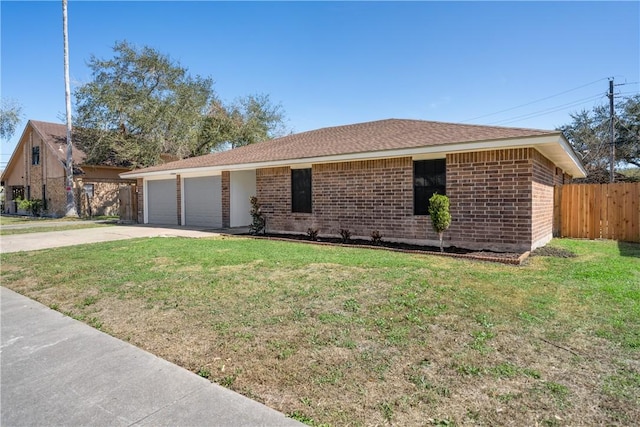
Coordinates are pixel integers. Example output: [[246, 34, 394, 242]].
[[1, 237, 638, 425], [0, 223, 114, 235], [0, 215, 74, 225]]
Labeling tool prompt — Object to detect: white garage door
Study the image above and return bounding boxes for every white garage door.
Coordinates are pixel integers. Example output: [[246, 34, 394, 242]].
[[147, 179, 177, 224], [184, 176, 222, 227]]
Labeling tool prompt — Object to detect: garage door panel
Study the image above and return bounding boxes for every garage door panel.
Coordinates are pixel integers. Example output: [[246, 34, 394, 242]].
[[147, 179, 177, 224], [184, 176, 221, 227]]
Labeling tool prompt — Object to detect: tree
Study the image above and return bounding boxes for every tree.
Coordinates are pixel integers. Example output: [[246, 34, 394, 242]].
[[559, 95, 640, 182], [428, 193, 451, 252], [74, 41, 289, 167], [74, 41, 215, 167], [0, 99, 23, 141], [197, 94, 287, 154]]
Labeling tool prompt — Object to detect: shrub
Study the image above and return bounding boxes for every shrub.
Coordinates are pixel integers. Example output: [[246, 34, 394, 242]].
[[16, 198, 43, 216], [428, 193, 451, 252], [339, 228, 351, 244], [370, 230, 383, 245], [248, 196, 266, 235], [307, 228, 319, 241]]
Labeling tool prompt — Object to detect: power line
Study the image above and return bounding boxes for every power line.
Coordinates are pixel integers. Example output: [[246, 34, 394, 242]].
[[487, 93, 606, 126], [461, 77, 609, 123]]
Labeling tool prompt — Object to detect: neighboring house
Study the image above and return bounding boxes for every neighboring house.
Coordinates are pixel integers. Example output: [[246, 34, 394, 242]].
[[1, 120, 135, 217], [121, 119, 586, 252]]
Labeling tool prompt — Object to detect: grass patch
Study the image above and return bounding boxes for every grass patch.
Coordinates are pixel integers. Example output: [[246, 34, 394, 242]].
[[1, 237, 638, 425], [0, 223, 114, 235], [0, 215, 84, 225]]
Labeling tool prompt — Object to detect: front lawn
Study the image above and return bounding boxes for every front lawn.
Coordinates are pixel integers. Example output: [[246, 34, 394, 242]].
[[1, 237, 638, 426], [0, 222, 114, 236]]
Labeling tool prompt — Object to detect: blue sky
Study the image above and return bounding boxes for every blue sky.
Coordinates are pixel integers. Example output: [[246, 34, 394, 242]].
[[1, 1, 639, 169]]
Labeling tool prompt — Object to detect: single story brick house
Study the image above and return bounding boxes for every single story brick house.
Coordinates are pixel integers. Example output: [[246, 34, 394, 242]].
[[121, 119, 586, 252], [1, 120, 135, 217]]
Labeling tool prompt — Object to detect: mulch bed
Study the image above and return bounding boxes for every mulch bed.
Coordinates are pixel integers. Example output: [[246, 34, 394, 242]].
[[241, 232, 530, 265]]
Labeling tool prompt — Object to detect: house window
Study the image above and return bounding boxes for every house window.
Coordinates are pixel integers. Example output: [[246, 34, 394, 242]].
[[291, 168, 312, 213], [83, 183, 94, 198], [414, 159, 446, 215], [32, 146, 40, 165]]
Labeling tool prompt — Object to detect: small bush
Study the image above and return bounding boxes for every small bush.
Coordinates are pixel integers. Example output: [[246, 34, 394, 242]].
[[248, 196, 266, 235], [16, 198, 43, 216], [339, 228, 351, 244], [428, 193, 451, 252], [370, 230, 383, 245], [307, 228, 319, 241]]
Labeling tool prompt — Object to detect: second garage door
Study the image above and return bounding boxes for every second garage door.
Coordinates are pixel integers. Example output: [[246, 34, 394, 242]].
[[184, 176, 222, 227]]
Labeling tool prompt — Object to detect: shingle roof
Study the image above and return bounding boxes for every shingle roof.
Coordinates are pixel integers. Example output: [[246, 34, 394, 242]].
[[123, 118, 559, 176]]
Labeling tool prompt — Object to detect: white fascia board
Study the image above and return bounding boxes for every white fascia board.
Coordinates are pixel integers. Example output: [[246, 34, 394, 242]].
[[125, 134, 586, 179], [557, 134, 587, 177], [144, 174, 178, 181], [179, 170, 222, 179]]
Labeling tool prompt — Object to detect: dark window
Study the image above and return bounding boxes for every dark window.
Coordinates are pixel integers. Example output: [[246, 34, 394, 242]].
[[291, 168, 312, 213], [414, 159, 446, 215], [32, 146, 40, 165]]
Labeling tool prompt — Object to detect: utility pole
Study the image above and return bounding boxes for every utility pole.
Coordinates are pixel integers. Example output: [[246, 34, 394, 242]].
[[63, 0, 77, 217], [608, 78, 615, 183]]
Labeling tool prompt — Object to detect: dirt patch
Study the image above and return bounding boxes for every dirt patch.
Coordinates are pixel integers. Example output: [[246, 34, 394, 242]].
[[243, 232, 528, 265], [531, 246, 577, 258]]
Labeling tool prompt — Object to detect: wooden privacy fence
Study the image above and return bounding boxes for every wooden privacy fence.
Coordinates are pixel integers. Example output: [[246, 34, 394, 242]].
[[555, 183, 639, 242], [118, 184, 138, 223]]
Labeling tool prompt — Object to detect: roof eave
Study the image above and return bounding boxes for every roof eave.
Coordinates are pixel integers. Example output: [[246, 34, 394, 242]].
[[1, 121, 35, 181], [121, 133, 587, 179]]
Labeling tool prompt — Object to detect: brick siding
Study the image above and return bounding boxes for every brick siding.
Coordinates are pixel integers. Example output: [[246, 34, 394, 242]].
[[137, 178, 144, 224], [255, 148, 558, 252], [257, 159, 434, 242], [176, 175, 182, 225], [531, 151, 557, 248], [221, 171, 230, 228]]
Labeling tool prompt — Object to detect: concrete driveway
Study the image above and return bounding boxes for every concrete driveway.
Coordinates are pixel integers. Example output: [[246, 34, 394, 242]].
[[0, 224, 221, 253]]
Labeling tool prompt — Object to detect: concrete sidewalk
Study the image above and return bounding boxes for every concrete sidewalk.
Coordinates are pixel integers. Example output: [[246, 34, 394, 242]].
[[1, 287, 303, 426], [0, 224, 221, 253]]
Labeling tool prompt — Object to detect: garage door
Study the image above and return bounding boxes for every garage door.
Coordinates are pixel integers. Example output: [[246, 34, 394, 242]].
[[147, 179, 177, 224], [184, 176, 222, 227]]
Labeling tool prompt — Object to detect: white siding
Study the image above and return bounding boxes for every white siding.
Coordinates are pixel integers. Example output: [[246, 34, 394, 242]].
[[230, 170, 256, 227], [184, 176, 222, 227], [147, 179, 177, 224]]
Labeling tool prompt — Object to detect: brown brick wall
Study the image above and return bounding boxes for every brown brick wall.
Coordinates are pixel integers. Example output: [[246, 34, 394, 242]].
[[447, 148, 536, 252], [137, 178, 144, 223], [221, 171, 230, 228], [176, 175, 182, 225], [46, 177, 67, 217], [256, 159, 434, 241], [531, 151, 557, 247]]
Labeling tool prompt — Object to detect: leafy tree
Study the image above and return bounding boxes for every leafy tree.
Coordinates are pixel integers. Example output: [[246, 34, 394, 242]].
[[559, 95, 640, 182], [428, 193, 451, 252], [74, 41, 215, 167], [0, 99, 23, 141], [74, 41, 289, 167], [198, 94, 287, 154]]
